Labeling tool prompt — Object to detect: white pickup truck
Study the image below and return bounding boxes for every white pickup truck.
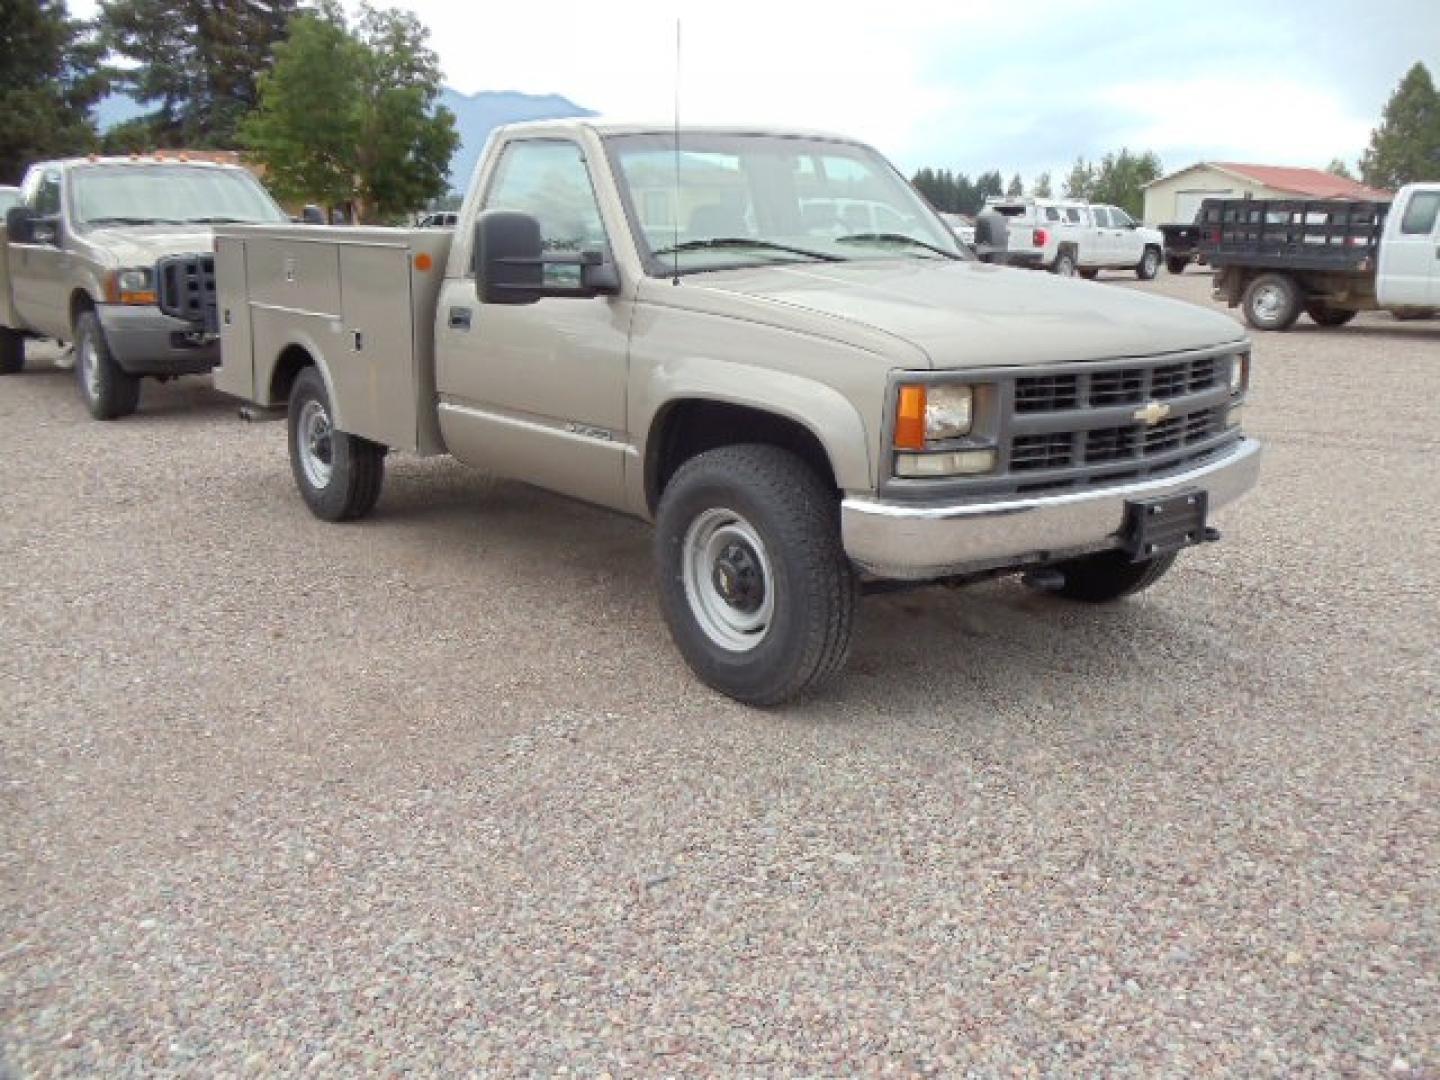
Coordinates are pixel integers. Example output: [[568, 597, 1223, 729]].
[[1201, 184, 1440, 329], [983, 197, 1165, 280], [155, 120, 1260, 704]]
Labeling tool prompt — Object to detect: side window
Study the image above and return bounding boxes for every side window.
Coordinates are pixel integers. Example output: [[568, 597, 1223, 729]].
[[1091, 207, 1111, 228], [1400, 191, 1440, 235], [33, 171, 62, 217], [1111, 208, 1134, 227], [482, 140, 608, 285]]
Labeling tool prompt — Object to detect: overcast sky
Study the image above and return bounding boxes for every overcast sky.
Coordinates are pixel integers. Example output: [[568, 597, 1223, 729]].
[[74, 0, 1438, 182]]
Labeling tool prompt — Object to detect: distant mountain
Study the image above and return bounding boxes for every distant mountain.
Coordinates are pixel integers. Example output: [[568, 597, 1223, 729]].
[[440, 89, 595, 190], [91, 88, 594, 194]]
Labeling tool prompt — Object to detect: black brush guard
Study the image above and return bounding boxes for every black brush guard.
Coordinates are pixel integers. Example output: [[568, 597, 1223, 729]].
[[155, 253, 219, 334]]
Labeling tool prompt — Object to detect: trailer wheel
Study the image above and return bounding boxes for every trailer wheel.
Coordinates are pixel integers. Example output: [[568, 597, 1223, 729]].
[[1166, 256, 1189, 275], [1136, 247, 1161, 280], [287, 366, 385, 522], [1051, 250, 1077, 278], [75, 312, 140, 419], [0, 327, 24, 375], [656, 444, 856, 706], [1241, 273, 1302, 331], [1306, 303, 1356, 327], [1052, 550, 1177, 603]]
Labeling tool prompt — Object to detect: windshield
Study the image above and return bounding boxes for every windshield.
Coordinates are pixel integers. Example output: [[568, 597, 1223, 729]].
[[606, 133, 965, 274], [0, 188, 20, 214], [70, 165, 286, 228]]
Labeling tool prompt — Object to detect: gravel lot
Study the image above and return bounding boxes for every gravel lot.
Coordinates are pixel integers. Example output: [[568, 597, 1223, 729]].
[[2, 270, 1436, 1076]]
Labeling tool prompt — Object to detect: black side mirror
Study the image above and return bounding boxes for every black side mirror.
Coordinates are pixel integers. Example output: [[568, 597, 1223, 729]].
[[6, 205, 36, 244], [475, 209, 618, 305]]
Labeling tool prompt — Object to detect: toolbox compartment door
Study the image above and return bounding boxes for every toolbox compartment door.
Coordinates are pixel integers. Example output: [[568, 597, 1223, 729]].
[[212, 237, 253, 400], [336, 244, 419, 452]]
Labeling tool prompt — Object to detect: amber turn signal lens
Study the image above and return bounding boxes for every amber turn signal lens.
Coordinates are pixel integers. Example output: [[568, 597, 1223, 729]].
[[895, 385, 927, 450], [413, 252, 434, 272]]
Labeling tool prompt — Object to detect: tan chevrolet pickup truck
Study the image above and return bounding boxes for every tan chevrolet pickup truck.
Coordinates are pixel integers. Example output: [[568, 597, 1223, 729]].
[[156, 120, 1261, 704], [0, 155, 287, 418]]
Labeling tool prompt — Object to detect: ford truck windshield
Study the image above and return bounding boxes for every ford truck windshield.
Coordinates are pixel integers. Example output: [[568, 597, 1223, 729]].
[[71, 165, 287, 229], [606, 132, 965, 274]]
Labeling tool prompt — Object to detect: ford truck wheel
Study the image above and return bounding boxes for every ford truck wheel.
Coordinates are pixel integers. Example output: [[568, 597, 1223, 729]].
[[1306, 302, 1356, 327], [1136, 247, 1161, 280], [0, 327, 24, 375], [1166, 255, 1188, 275], [1051, 550, 1177, 603], [1242, 273, 1301, 331], [287, 366, 385, 522], [656, 444, 856, 706], [1052, 250, 1077, 278], [74, 311, 140, 419]]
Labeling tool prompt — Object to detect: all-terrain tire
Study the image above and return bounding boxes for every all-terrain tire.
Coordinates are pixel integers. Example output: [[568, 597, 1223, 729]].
[[1166, 255, 1189, 275], [287, 366, 385, 522], [1136, 246, 1161, 280], [1051, 249, 1078, 278], [1241, 272, 1302, 331], [655, 444, 857, 706], [1052, 550, 1177, 603], [75, 311, 140, 419], [1306, 303, 1356, 327], [0, 327, 23, 375]]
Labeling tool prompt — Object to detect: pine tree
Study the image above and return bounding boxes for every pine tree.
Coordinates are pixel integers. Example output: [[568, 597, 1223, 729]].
[[1032, 172, 1053, 198], [0, 0, 107, 183], [1006, 172, 1024, 197], [1326, 158, 1355, 180], [1360, 62, 1440, 189]]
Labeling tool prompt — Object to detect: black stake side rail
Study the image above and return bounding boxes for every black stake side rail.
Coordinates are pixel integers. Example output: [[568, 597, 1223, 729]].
[[1195, 197, 1391, 272]]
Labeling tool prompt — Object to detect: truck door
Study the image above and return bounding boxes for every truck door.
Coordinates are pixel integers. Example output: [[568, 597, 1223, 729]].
[[1088, 206, 1113, 264], [1378, 188, 1440, 308], [10, 168, 70, 339], [435, 138, 631, 511], [1109, 206, 1143, 265]]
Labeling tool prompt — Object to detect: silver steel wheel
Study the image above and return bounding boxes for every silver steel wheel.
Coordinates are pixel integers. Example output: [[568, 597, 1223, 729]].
[[80, 337, 101, 403], [1055, 255, 1076, 278], [681, 507, 775, 653], [1142, 250, 1159, 276], [297, 398, 334, 489], [1252, 283, 1286, 323]]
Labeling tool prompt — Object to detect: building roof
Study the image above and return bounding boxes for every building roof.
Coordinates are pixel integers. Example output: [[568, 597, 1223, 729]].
[[1146, 161, 1391, 200]]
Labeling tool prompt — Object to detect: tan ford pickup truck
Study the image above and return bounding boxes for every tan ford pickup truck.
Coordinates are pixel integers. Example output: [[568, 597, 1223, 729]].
[[0, 156, 288, 418], [156, 120, 1261, 704]]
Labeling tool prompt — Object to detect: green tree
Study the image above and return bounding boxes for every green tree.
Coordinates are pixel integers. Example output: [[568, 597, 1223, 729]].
[[1063, 157, 1095, 200], [99, 0, 300, 148], [1032, 171, 1053, 198], [0, 0, 107, 183], [1087, 149, 1162, 217], [1360, 62, 1440, 189], [976, 170, 1004, 203], [242, 3, 458, 220], [1326, 157, 1355, 180], [1006, 172, 1024, 197]]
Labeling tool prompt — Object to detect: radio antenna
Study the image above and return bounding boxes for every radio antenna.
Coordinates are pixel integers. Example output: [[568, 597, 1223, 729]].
[[672, 18, 682, 286]]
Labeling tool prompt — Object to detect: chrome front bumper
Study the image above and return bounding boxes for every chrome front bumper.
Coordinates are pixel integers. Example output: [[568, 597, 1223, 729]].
[[842, 439, 1262, 580]]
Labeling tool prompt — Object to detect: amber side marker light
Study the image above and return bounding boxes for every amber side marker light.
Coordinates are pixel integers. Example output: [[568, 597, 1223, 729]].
[[895, 385, 927, 450], [413, 252, 434, 272]]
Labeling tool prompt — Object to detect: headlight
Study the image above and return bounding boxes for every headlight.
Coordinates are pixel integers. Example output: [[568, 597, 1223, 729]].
[[895, 383, 974, 448], [107, 267, 156, 305], [1230, 352, 1249, 394]]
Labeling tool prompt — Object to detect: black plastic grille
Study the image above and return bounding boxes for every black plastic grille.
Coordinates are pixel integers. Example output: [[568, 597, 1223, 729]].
[[1011, 404, 1227, 473], [1015, 353, 1222, 413], [156, 253, 218, 333]]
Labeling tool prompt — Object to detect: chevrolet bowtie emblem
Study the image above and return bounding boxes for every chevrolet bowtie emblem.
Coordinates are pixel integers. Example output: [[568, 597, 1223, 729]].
[[1133, 400, 1171, 426]]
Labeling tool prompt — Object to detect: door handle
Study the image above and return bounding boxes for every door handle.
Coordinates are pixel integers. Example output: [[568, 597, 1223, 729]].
[[448, 306, 472, 330]]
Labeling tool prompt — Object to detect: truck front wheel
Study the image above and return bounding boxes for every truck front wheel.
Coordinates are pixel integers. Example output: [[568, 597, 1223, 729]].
[[1136, 247, 1161, 280], [1241, 273, 1302, 331], [1052, 550, 1177, 603], [75, 312, 140, 419], [287, 366, 385, 522], [0, 327, 24, 375], [1306, 302, 1356, 327], [656, 444, 857, 706]]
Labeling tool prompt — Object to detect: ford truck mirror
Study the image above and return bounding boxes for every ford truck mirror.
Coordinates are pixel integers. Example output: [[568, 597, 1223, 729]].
[[475, 209, 618, 305], [5, 206, 36, 244]]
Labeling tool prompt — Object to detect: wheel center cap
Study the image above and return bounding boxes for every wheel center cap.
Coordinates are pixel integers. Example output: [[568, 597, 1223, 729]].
[[712, 541, 765, 613]]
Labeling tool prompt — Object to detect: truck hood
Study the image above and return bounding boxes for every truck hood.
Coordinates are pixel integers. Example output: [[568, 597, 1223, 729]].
[[83, 225, 216, 268], [689, 259, 1244, 368]]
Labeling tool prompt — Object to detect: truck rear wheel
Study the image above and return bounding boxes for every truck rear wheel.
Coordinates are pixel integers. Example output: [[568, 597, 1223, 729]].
[[1136, 247, 1161, 280], [1166, 256, 1188, 275], [1241, 273, 1302, 331], [1051, 250, 1077, 278], [1306, 302, 1356, 327], [1052, 550, 1177, 603], [0, 327, 25, 374], [656, 444, 856, 706], [75, 312, 140, 419], [287, 366, 385, 522]]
